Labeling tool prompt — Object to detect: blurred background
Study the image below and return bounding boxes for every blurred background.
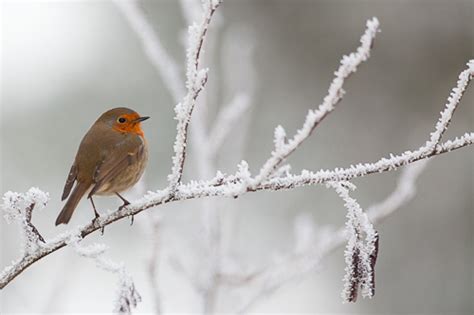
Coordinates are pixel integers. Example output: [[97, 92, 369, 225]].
[[1, 0, 473, 314]]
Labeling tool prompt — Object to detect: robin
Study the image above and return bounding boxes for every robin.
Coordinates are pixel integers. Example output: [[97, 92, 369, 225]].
[[55, 107, 149, 225]]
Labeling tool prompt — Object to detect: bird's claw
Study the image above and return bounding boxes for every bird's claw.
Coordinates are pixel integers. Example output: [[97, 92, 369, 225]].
[[92, 216, 105, 235]]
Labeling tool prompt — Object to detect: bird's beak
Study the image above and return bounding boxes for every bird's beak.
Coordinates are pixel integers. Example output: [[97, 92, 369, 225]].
[[133, 116, 150, 123]]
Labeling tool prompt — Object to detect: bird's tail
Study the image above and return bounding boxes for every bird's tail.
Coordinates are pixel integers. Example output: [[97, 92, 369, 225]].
[[55, 182, 90, 225]]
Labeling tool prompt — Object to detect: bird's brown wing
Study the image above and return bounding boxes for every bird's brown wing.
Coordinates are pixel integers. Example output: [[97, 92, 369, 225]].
[[61, 164, 78, 201], [88, 136, 145, 198]]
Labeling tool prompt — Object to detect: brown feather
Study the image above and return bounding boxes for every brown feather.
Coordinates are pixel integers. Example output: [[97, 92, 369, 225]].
[[55, 181, 90, 225], [89, 136, 146, 197], [61, 164, 77, 201]]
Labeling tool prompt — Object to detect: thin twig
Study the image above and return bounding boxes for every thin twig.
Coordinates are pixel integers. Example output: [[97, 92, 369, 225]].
[[168, 0, 221, 191], [252, 18, 380, 186]]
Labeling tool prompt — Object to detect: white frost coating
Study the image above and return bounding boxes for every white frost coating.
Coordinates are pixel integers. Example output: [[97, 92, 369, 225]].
[[273, 125, 287, 154], [2, 187, 49, 254], [270, 164, 292, 179], [261, 132, 474, 191], [327, 181, 378, 302], [424, 60, 474, 152], [2, 187, 48, 223], [436, 132, 474, 152], [176, 3, 253, 310], [168, 0, 220, 190], [70, 236, 141, 314], [114, 0, 184, 102], [166, 120, 472, 201], [234, 160, 251, 195], [260, 59, 474, 191], [251, 17, 380, 186]]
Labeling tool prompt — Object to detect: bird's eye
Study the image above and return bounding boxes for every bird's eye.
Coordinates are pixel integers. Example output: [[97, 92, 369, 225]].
[[118, 117, 126, 123]]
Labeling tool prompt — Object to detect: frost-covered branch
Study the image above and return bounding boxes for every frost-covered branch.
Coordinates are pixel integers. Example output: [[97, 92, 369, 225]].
[[2, 188, 48, 254], [327, 181, 378, 303], [252, 18, 380, 186], [257, 131, 473, 191], [168, 0, 221, 190], [236, 162, 427, 312], [69, 235, 141, 314], [178, 6, 254, 313]]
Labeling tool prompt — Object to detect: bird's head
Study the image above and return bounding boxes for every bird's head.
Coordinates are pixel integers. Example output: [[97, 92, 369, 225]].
[[98, 107, 150, 137]]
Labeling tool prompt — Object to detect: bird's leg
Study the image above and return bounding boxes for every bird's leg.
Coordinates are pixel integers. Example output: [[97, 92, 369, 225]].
[[115, 192, 130, 209], [90, 197, 100, 219], [115, 192, 133, 225], [90, 197, 104, 235]]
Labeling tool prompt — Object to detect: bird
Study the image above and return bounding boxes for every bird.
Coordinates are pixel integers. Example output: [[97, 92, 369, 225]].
[[55, 107, 149, 225]]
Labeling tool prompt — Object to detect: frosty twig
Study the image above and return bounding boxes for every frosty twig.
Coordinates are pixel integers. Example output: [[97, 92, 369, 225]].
[[168, 0, 221, 191], [252, 18, 380, 187], [327, 181, 378, 302]]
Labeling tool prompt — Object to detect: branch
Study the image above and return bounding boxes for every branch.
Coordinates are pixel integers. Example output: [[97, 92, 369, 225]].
[[327, 181, 378, 302], [258, 131, 473, 191], [2, 188, 48, 254], [168, 0, 221, 190], [236, 161, 427, 312], [251, 17, 380, 186]]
